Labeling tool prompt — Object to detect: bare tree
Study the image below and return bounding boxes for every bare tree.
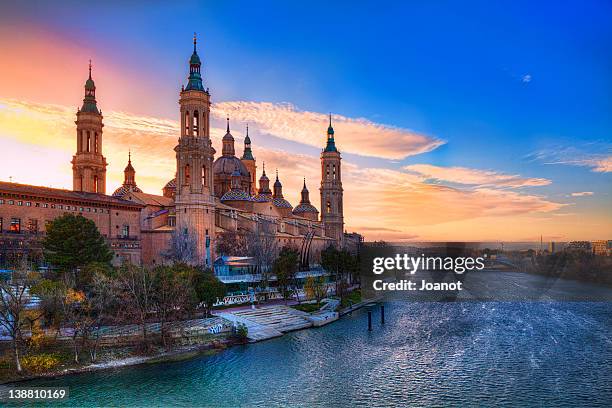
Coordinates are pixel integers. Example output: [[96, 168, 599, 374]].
[[247, 218, 278, 298], [84, 272, 117, 362], [163, 229, 198, 265], [116, 265, 155, 348], [152, 265, 191, 348], [0, 269, 40, 373]]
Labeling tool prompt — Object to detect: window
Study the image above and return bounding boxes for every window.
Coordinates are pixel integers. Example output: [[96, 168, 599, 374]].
[[17, 201, 22, 206], [94, 133, 99, 153], [26, 202, 31, 207], [121, 225, 130, 238], [202, 166, 207, 186], [43, 203, 48, 208], [9, 218, 20, 233], [185, 111, 190, 135], [184, 164, 191, 184], [332, 164, 336, 180], [86, 131, 91, 152], [35, 202, 40, 207], [51, 204, 55, 209], [86, 208, 90, 212], [0, 199, 4, 204], [326, 201, 332, 213], [59, 205, 63, 209], [27, 219, 38, 233], [193, 110, 199, 136], [93, 175, 98, 192], [8, 200, 14, 205]]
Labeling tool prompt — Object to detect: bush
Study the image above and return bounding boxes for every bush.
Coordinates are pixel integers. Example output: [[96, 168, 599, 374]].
[[21, 353, 61, 373], [233, 323, 248, 340]]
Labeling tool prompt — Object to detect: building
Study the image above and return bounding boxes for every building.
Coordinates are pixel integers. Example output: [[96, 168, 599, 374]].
[[591, 240, 611, 256], [0, 36, 361, 269], [565, 241, 592, 252]]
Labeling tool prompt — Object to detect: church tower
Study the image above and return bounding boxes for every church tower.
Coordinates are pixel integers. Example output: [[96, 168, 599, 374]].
[[320, 115, 344, 246], [174, 34, 216, 266], [72, 61, 107, 194], [241, 124, 257, 195]]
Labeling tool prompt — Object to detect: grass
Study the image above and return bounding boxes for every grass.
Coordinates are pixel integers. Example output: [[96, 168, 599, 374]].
[[340, 289, 362, 309], [291, 303, 322, 313]]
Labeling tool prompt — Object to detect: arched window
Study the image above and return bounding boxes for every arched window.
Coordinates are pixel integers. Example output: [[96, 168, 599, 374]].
[[326, 164, 330, 179], [326, 201, 332, 213], [202, 165, 207, 186], [185, 164, 191, 184], [86, 131, 91, 152], [185, 111, 190, 135], [94, 133, 98, 153], [93, 175, 98, 192], [332, 164, 336, 180], [193, 110, 199, 136]]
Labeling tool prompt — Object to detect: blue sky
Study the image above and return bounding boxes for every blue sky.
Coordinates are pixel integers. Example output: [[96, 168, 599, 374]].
[[0, 1, 610, 240]]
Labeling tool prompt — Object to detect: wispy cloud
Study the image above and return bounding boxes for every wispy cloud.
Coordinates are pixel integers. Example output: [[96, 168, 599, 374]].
[[212, 101, 445, 160], [570, 191, 594, 197], [527, 144, 612, 173], [403, 164, 551, 188], [521, 74, 532, 83]]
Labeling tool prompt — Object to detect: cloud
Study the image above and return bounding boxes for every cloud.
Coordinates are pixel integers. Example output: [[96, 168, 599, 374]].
[[521, 74, 532, 83], [403, 164, 551, 187], [570, 191, 594, 197], [0, 98, 572, 241], [527, 145, 612, 173], [211, 101, 445, 160]]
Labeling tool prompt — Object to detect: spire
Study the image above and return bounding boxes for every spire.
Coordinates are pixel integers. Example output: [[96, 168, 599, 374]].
[[241, 123, 254, 160], [324, 113, 338, 152], [81, 60, 99, 114], [258, 162, 271, 194], [300, 178, 311, 204], [222, 117, 235, 156], [273, 169, 283, 198], [123, 151, 136, 186], [185, 34, 204, 91]]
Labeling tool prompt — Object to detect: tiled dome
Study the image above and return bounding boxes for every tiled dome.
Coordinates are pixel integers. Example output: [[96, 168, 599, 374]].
[[112, 184, 142, 197], [252, 193, 273, 202], [293, 203, 318, 215], [273, 197, 293, 209], [221, 189, 253, 202]]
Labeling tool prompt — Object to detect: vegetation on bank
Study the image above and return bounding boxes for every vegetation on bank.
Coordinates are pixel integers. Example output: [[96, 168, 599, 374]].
[[0, 215, 361, 381], [527, 251, 612, 286]]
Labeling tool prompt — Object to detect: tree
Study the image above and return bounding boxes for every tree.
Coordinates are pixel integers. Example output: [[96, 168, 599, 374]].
[[247, 219, 278, 297], [163, 229, 198, 265], [152, 265, 191, 347], [216, 231, 249, 257], [43, 214, 112, 280], [194, 271, 227, 317], [0, 269, 42, 373], [273, 247, 299, 304], [116, 264, 155, 347], [304, 276, 327, 305], [321, 246, 359, 301]]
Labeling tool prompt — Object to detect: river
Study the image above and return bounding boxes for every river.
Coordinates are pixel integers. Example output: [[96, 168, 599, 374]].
[[17, 272, 612, 407]]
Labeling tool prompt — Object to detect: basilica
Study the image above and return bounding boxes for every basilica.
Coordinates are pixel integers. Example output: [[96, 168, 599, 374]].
[[0, 37, 359, 268]]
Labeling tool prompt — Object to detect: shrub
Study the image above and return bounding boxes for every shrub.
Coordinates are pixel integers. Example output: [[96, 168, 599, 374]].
[[21, 353, 61, 373], [233, 323, 248, 340]]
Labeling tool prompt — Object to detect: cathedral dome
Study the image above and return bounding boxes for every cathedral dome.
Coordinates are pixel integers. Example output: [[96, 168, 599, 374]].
[[112, 184, 142, 197], [220, 189, 253, 202], [252, 193, 272, 202], [273, 197, 293, 209], [293, 202, 318, 215], [213, 156, 249, 178], [164, 178, 176, 190]]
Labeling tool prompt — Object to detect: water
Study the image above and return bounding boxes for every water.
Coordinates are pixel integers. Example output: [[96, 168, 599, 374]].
[[18, 273, 612, 407]]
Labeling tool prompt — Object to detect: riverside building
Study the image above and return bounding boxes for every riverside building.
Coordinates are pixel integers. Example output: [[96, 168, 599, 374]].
[[0, 37, 360, 270]]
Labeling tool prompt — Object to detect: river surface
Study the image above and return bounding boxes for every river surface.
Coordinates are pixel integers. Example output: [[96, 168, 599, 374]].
[[19, 272, 612, 407]]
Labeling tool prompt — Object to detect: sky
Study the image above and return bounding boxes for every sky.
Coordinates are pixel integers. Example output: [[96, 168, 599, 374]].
[[0, 1, 611, 242]]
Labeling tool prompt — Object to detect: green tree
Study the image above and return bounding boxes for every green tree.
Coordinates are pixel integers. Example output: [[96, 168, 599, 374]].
[[43, 214, 112, 280], [273, 247, 299, 303], [320, 246, 359, 301], [152, 265, 192, 347], [193, 270, 227, 317]]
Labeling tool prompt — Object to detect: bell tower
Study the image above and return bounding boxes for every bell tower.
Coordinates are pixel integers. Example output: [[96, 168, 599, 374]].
[[174, 34, 216, 266], [241, 124, 257, 195], [72, 61, 107, 194], [320, 115, 344, 246]]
